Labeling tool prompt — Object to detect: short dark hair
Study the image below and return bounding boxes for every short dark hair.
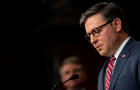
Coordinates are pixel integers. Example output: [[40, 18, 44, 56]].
[[80, 2, 129, 33]]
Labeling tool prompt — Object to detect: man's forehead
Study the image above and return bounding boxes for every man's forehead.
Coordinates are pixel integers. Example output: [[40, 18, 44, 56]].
[[85, 14, 106, 32], [61, 63, 82, 71]]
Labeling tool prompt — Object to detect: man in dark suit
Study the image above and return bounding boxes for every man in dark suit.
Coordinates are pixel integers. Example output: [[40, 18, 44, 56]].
[[80, 2, 140, 90]]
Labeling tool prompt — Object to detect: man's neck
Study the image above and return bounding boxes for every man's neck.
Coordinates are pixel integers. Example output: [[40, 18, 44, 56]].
[[112, 32, 129, 56]]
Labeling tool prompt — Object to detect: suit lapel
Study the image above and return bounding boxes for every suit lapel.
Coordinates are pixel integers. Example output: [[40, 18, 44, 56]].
[[109, 37, 136, 90]]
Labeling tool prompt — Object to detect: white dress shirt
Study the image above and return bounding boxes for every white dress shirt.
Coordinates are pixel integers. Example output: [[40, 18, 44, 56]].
[[104, 36, 131, 85], [113, 36, 131, 69]]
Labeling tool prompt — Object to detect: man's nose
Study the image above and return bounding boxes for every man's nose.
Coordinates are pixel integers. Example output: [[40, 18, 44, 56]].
[[90, 35, 98, 44], [69, 72, 74, 76]]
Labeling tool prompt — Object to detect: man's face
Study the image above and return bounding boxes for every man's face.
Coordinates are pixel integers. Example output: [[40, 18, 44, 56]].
[[85, 13, 120, 56], [60, 63, 86, 89]]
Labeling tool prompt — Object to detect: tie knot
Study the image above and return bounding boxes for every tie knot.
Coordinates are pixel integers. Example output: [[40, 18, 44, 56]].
[[110, 55, 116, 62]]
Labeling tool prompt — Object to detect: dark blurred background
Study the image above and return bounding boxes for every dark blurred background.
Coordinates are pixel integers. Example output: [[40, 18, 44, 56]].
[[1, 0, 140, 90]]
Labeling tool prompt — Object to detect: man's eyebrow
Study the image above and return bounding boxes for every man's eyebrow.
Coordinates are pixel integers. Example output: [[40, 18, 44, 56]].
[[87, 28, 95, 35], [90, 26, 99, 33]]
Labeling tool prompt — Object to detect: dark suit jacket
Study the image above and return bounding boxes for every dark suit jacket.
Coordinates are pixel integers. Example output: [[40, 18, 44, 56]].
[[98, 37, 140, 90]]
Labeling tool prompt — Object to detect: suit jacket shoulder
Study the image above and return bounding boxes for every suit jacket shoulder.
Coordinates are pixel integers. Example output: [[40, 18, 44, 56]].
[[98, 37, 140, 90], [109, 37, 140, 90]]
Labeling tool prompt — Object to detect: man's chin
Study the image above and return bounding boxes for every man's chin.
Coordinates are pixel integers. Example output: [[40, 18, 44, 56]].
[[97, 49, 105, 56], [98, 51, 109, 57], [66, 81, 80, 88]]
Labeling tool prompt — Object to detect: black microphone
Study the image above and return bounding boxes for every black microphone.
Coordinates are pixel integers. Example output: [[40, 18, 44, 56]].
[[51, 74, 79, 90], [63, 74, 79, 84]]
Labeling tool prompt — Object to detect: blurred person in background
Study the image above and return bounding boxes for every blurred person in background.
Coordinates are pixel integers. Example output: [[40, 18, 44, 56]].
[[59, 56, 88, 90]]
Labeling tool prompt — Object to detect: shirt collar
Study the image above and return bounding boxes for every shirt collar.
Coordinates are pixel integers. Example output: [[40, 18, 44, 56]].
[[114, 36, 131, 59]]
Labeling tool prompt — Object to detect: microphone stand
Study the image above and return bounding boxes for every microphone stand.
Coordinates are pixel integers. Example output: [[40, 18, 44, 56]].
[[51, 74, 79, 90]]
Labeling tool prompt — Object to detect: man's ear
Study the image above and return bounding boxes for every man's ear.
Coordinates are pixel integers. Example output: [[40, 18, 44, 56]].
[[112, 18, 122, 32]]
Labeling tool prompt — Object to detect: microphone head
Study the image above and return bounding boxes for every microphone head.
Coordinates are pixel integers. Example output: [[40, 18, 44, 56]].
[[51, 74, 79, 90], [69, 74, 79, 80]]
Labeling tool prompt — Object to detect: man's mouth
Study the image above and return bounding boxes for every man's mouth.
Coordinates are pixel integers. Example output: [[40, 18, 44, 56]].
[[96, 44, 103, 50]]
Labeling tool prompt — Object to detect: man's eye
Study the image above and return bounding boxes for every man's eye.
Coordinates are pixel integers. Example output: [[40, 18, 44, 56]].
[[74, 69, 80, 73], [65, 71, 70, 75], [94, 28, 100, 32]]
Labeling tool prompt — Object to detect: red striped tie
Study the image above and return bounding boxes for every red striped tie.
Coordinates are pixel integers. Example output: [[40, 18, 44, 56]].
[[105, 55, 116, 90]]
